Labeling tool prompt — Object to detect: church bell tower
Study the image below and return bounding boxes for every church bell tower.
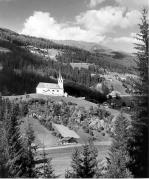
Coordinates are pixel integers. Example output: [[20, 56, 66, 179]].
[[58, 70, 63, 89]]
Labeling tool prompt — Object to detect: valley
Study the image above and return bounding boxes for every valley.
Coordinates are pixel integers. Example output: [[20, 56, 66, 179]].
[[0, 27, 140, 178]]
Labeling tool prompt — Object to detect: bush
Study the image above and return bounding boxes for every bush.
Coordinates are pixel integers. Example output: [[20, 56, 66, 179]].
[[99, 126, 104, 131], [102, 132, 105, 136]]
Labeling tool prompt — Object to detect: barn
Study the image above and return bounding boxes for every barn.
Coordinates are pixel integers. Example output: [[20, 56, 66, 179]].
[[52, 123, 80, 144]]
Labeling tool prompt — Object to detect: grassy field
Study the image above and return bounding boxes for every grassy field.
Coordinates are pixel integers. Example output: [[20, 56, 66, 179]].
[[38, 144, 110, 177], [21, 117, 111, 177], [70, 62, 93, 70], [20, 117, 58, 148], [4, 93, 98, 109]]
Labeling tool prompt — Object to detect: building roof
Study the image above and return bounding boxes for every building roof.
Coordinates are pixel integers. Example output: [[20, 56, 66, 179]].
[[53, 123, 80, 139], [36, 82, 60, 89], [108, 90, 121, 96]]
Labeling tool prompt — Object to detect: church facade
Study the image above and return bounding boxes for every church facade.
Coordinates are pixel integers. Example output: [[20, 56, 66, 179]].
[[36, 72, 65, 96]]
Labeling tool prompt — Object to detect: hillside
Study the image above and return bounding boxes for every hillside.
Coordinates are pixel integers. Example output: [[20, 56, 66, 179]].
[[0, 27, 137, 101], [0, 28, 136, 70], [53, 39, 109, 52], [54, 39, 135, 65]]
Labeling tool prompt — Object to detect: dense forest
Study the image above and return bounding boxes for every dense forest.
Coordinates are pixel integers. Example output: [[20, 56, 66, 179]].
[[0, 37, 106, 103]]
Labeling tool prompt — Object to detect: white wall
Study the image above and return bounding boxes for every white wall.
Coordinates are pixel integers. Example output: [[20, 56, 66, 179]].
[[36, 87, 64, 96]]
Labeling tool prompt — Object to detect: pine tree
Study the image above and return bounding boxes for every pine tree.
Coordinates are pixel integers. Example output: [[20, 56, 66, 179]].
[[65, 142, 99, 178], [37, 146, 56, 178], [0, 99, 38, 177], [128, 8, 148, 177], [23, 122, 37, 177], [5, 102, 26, 177], [65, 148, 82, 178], [105, 113, 133, 178], [0, 100, 33, 177]]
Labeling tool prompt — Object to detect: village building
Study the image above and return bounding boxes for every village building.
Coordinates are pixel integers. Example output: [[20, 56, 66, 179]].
[[36, 72, 67, 96], [107, 90, 121, 98], [52, 123, 80, 144]]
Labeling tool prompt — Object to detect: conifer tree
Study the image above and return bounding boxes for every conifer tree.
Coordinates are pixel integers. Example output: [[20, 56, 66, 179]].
[[105, 113, 133, 178], [0, 100, 37, 177], [65, 141, 99, 178], [23, 122, 37, 177], [5, 102, 26, 177], [128, 8, 148, 177], [65, 148, 82, 178], [37, 146, 56, 178], [0, 101, 32, 177]]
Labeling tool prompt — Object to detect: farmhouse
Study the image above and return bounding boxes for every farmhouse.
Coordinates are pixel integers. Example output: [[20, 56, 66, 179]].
[[52, 123, 80, 144], [107, 90, 121, 98], [36, 72, 67, 96]]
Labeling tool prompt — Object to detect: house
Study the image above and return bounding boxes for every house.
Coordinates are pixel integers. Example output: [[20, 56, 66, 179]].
[[107, 90, 121, 98], [36, 71, 67, 96], [52, 123, 80, 144]]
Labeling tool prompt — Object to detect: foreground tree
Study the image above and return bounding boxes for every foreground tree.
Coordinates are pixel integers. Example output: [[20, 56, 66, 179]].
[[65, 141, 99, 178], [36, 146, 56, 178], [105, 113, 133, 178], [23, 122, 37, 177], [0, 99, 38, 177], [128, 8, 148, 177]]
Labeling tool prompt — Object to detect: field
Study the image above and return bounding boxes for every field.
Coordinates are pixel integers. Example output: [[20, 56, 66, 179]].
[[6, 93, 124, 177], [0, 47, 11, 53], [38, 143, 110, 177], [70, 62, 93, 70], [4, 93, 98, 109], [21, 116, 111, 177]]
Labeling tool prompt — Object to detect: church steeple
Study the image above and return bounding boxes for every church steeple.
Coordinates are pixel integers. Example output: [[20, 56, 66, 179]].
[[58, 70, 63, 89]]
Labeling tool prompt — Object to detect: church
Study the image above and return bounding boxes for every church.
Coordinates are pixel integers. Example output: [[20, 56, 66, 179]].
[[36, 72, 66, 96]]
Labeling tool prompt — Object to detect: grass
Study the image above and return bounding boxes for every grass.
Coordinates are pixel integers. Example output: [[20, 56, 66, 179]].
[[20, 117, 58, 148], [20, 117, 111, 177], [70, 62, 92, 70], [5, 93, 98, 109], [38, 144, 110, 177], [0, 47, 11, 53]]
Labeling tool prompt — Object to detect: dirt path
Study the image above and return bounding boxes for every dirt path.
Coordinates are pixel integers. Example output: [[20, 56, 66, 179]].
[[37, 140, 112, 151]]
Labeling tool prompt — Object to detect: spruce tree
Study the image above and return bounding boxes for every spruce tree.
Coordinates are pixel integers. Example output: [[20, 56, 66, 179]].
[[105, 113, 133, 178], [0, 100, 37, 177], [23, 122, 37, 177], [37, 146, 56, 178], [65, 148, 82, 178], [128, 8, 148, 177], [5, 102, 25, 177], [65, 142, 99, 178]]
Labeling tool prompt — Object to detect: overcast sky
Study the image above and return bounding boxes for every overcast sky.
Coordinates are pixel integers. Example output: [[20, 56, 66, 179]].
[[0, 0, 148, 53]]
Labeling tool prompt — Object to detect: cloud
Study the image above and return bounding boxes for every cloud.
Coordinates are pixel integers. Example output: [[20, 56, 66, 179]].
[[115, 0, 148, 9], [102, 33, 139, 53], [88, 0, 148, 9], [21, 7, 140, 40], [88, 0, 105, 8], [76, 6, 141, 33], [21, 11, 105, 42], [21, 7, 141, 53]]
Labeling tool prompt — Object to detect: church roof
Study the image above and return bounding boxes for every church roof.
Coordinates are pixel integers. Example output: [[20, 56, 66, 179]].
[[37, 82, 60, 89]]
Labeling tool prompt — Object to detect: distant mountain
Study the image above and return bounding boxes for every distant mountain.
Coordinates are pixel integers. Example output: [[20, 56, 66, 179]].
[[53, 39, 132, 58], [53, 40, 109, 52]]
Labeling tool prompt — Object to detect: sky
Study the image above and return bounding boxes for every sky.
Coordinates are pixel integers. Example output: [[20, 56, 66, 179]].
[[0, 0, 148, 53]]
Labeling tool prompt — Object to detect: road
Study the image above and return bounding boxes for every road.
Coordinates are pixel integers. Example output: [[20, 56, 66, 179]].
[[37, 140, 112, 151]]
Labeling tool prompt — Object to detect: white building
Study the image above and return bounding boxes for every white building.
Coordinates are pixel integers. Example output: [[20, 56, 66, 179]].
[[107, 90, 121, 98], [36, 72, 66, 96]]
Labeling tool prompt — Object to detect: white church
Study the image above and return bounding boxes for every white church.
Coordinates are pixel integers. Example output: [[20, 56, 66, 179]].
[[36, 72, 67, 96]]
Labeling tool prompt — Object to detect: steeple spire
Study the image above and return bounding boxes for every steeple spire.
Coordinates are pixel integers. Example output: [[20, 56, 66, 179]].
[[58, 69, 63, 89]]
